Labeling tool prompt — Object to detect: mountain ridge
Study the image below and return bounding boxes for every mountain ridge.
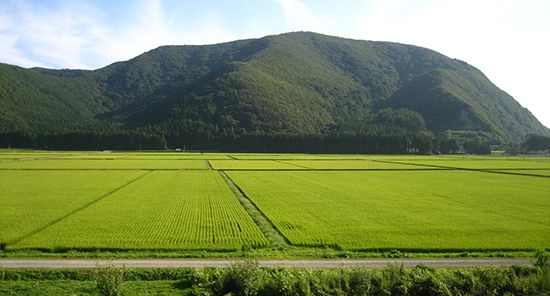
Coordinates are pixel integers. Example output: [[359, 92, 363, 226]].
[[0, 31, 548, 150]]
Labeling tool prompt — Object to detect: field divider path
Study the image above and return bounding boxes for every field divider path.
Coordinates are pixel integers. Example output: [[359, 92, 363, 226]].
[[0, 258, 532, 268], [218, 168, 450, 172], [0, 168, 207, 171], [371, 159, 459, 170], [372, 160, 550, 178], [206, 160, 214, 170], [480, 170, 550, 178], [218, 171, 289, 247], [275, 160, 313, 169], [0, 154, 71, 163], [8, 170, 154, 246]]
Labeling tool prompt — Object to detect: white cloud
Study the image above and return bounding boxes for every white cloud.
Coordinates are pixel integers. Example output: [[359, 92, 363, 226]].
[[93, 0, 240, 66], [0, 8, 41, 67], [274, 0, 320, 32], [0, 0, 241, 69], [349, 0, 550, 127], [0, 34, 44, 68], [0, 0, 108, 69]]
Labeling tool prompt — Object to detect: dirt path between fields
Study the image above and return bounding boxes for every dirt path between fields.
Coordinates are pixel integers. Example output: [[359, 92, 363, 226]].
[[0, 258, 531, 268]]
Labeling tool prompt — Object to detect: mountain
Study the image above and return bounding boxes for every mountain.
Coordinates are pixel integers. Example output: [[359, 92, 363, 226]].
[[0, 32, 548, 150]]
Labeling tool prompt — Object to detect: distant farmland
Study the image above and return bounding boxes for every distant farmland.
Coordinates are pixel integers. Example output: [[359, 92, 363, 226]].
[[1, 151, 549, 255]]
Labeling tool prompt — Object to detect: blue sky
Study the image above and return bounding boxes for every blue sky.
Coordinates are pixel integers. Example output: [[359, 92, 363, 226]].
[[1, 0, 549, 127]]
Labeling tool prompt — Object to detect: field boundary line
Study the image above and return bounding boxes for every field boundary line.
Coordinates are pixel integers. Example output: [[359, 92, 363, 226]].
[[206, 160, 214, 170], [219, 171, 289, 247], [8, 170, 154, 246], [215, 168, 450, 171], [371, 159, 456, 169], [480, 170, 550, 178], [372, 160, 550, 178], [275, 160, 313, 169], [0, 155, 68, 163], [228, 158, 369, 161], [0, 168, 207, 171], [48, 158, 230, 160]]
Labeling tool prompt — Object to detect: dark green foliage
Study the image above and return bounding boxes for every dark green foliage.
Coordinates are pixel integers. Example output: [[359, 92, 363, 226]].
[[536, 252, 550, 294], [92, 267, 125, 296], [183, 263, 550, 296], [408, 266, 451, 296], [376, 108, 426, 133], [221, 260, 263, 296], [189, 268, 223, 296], [189, 260, 263, 296], [437, 137, 459, 154], [522, 134, 550, 152], [1, 32, 548, 151], [464, 139, 491, 155], [535, 251, 550, 269], [2, 264, 550, 295]]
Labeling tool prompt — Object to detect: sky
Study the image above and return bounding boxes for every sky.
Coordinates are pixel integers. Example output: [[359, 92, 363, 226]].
[[0, 0, 549, 127]]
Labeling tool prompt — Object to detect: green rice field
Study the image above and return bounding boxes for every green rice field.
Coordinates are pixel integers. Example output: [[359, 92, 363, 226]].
[[227, 170, 550, 250], [209, 160, 307, 170], [13, 171, 267, 250], [0, 159, 208, 170], [0, 170, 145, 244], [0, 150, 549, 255], [283, 160, 435, 170], [384, 159, 550, 169]]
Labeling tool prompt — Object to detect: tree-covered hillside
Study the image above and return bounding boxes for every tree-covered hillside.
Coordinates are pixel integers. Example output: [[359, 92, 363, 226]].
[[0, 32, 547, 151]]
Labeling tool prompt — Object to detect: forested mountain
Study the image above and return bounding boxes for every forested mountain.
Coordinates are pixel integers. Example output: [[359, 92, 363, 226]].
[[0, 32, 547, 152]]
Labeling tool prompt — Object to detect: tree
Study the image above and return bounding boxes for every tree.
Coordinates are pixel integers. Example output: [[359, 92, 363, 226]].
[[522, 134, 550, 152]]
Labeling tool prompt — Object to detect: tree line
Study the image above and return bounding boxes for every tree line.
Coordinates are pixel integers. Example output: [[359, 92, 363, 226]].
[[0, 130, 494, 155]]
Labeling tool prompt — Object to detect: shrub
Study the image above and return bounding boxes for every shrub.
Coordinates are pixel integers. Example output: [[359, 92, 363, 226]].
[[535, 250, 550, 269], [383, 265, 412, 295], [348, 268, 376, 296], [221, 260, 263, 296], [535, 251, 550, 294], [261, 268, 314, 296], [538, 267, 550, 294], [189, 267, 223, 296], [92, 266, 125, 296], [408, 266, 451, 296]]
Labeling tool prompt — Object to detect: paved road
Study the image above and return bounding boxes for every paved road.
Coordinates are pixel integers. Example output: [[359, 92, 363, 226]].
[[0, 258, 531, 268]]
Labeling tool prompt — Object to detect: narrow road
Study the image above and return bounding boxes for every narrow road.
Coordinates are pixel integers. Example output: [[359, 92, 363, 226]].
[[0, 258, 531, 268]]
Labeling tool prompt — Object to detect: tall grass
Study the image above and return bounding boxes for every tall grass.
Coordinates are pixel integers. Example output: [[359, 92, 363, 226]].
[[187, 259, 550, 296]]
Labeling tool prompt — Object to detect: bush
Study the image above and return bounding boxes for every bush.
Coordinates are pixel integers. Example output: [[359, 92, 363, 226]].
[[92, 267, 125, 296], [535, 250, 550, 269], [535, 251, 550, 294], [348, 268, 377, 295], [3, 264, 550, 295], [408, 266, 451, 296], [538, 267, 550, 294], [221, 260, 263, 296], [189, 267, 223, 296], [261, 269, 313, 296], [447, 269, 477, 294]]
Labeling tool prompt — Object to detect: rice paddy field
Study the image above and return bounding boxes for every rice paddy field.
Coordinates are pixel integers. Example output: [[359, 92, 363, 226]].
[[0, 150, 549, 256], [227, 170, 550, 250], [13, 171, 267, 250]]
